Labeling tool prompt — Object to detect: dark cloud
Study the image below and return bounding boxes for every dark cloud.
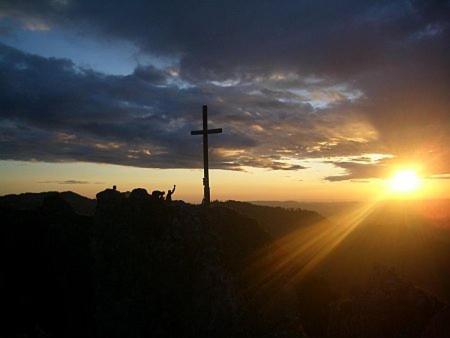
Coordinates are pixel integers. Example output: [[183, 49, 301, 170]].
[[0, 43, 314, 169], [2, 0, 448, 78], [132, 65, 168, 85], [0, 0, 449, 178]]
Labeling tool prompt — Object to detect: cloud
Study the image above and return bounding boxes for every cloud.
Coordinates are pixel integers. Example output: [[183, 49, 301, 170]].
[[325, 161, 387, 182], [2, 1, 448, 78], [325, 147, 450, 181], [0, 0, 448, 178], [0, 43, 375, 171], [426, 174, 450, 180]]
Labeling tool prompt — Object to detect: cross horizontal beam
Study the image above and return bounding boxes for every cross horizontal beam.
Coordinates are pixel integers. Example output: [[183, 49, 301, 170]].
[[190, 128, 223, 135]]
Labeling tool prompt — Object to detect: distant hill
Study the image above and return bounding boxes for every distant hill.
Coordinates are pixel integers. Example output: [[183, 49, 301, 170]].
[[251, 200, 362, 217], [216, 200, 326, 238], [251, 199, 450, 220], [0, 191, 96, 215]]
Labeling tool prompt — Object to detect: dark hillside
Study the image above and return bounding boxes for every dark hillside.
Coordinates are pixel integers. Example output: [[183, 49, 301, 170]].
[[1, 190, 448, 338], [317, 201, 450, 301], [0, 195, 94, 338], [0, 189, 306, 338], [92, 189, 279, 337], [216, 200, 325, 238], [0, 191, 96, 215]]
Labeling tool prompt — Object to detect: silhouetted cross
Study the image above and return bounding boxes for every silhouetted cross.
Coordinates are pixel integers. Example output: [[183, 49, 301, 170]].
[[190, 105, 222, 206]]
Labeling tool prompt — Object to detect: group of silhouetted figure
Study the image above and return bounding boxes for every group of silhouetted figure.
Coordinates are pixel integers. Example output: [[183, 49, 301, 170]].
[[150, 185, 176, 201], [112, 184, 176, 201]]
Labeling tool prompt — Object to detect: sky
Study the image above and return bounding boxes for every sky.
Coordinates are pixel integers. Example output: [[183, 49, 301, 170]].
[[0, 0, 449, 202]]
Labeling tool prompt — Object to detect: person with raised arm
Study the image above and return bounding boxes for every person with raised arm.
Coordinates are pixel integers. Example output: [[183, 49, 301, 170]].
[[166, 185, 176, 201]]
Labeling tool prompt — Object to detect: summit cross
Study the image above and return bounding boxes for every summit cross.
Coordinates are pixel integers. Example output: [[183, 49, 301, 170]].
[[190, 105, 222, 206]]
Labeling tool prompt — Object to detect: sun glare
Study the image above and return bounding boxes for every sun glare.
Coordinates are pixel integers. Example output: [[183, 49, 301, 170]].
[[389, 169, 421, 193]]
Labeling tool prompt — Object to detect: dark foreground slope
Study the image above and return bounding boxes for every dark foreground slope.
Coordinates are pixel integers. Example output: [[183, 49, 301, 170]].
[[318, 201, 450, 301], [91, 188, 278, 338], [0, 189, 305, 338], [295, 200, 450, 338], [0, 194, 94, 338], [1, 190, 449, 338]]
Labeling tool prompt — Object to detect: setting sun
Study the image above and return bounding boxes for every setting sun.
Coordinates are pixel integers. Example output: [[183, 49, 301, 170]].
[[389, 170, 421, 193]]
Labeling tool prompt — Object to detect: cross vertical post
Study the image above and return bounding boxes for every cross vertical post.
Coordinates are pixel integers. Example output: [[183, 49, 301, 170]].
[[202, 105, 210, 205], [190, 105, 222, 206]]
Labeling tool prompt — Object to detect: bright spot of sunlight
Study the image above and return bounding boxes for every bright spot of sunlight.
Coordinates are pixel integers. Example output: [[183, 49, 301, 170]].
[[389, 169, 421, 194]]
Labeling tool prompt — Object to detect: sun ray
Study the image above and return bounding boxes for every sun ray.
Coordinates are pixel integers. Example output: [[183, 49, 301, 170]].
[[243, 197, 382, 299]]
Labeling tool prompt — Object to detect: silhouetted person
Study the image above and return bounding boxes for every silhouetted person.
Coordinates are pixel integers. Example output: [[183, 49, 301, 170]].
[[151, 190, 165, 200], [113, 185, 117, 190], [166, 185, 176, 201]]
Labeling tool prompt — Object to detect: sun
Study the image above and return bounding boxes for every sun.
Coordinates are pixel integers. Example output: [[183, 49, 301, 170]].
[[388, 169, 421, 193]]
